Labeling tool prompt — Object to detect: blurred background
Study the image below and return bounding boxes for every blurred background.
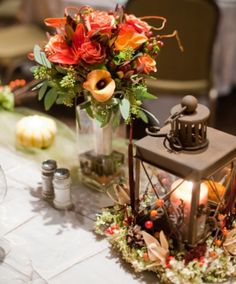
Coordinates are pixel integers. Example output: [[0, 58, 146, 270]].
[[0, 0, 235, 137]]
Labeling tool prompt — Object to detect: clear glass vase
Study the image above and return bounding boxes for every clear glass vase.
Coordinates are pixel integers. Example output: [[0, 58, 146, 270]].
[[76, 108, 124, 192]]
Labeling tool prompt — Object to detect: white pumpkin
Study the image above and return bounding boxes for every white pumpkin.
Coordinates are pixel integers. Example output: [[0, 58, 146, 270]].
[[16, 115, 57, 148]]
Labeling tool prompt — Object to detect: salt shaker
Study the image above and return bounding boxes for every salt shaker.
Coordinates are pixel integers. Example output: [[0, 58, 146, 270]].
[[41, 159, 57, 200], [53, 168, 73, 210]]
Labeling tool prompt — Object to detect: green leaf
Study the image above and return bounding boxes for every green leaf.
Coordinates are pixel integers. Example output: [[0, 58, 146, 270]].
[[55, 66, 68, 74], [138, 106, 159, 126], [89, 64, 107, 70], [133, 85, 157, 101], [38, 81, 48, 100], [100, 110, 112, 128], [56, 97, 64, 104], [112, 109, 121, 129], [34, 45, 42, 64], [40, 52, 52, 68], [119, 98, 130, 120], [75, 107, 81, 129], [86, 106, 94, 119], [79, 100, 91, 110], [33, 45, 51, 68], [137, 109, 148, 123], [32, 82, 43, 91], [44, 88, 58, 110], [140, 92, 157, 100]]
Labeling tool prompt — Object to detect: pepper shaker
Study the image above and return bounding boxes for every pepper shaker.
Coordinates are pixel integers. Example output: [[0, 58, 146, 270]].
[[41, 159, 57, 200], [53, 168, 73, 210]]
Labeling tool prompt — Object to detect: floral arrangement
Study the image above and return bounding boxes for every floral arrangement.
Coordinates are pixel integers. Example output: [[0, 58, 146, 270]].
[[95, 176, 236, 284], [0, 80, 26, 111], [31, 5, 181, 127]]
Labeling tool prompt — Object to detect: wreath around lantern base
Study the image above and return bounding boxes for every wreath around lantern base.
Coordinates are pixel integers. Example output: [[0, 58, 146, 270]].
[[95, 204, 236, 284]]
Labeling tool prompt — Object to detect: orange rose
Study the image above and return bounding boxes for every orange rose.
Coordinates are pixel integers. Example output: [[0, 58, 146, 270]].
[[115, 25, 147, 51], [83, 70, 115, 102], [125, 14, 151, 33], [80, 41, 105, 64], [136, 54, 157, 74], [85, 11, 115, 36]]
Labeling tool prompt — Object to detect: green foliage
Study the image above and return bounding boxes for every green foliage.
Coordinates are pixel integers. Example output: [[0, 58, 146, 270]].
[[33, 45, 51, 68], [60, 71, 76, 89], [0, 86, 14, 111], [119, 98, 130, 121], [44, 88, 58, 110], [33, 66, 52, 80], [38, 81, 48, 100], [133, 85, 156, 100], [137, 109, 148, 123], [32, 46, 159, 127], [114, 47, 135, 65], [138, 106, 159, 126]]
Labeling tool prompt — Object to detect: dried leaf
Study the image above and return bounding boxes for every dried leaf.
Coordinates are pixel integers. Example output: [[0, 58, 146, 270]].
[[159, 230, 169, 251], [223, 228, 236, 255], [141, 230, 169, 264]]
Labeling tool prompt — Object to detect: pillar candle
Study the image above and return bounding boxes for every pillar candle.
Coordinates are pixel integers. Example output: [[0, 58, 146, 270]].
[[170, 179, 208, 240]]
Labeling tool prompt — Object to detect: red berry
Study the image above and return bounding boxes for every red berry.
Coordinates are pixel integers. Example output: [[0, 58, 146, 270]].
[[166, 263, 171, 269], [199, 256, 205, 263], [157, 40, 164, 47], [167, 256, 174, 261], [147, 43, 153, 50], [145, 220, 153, 229]]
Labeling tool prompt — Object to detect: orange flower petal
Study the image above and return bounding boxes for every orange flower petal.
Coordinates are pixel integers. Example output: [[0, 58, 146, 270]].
[[115, 27, 147, 51], [44, 17, 66, 28]]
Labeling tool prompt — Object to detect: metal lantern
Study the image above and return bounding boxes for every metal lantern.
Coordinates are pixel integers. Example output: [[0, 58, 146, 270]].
[[135, 96, 236, 246]]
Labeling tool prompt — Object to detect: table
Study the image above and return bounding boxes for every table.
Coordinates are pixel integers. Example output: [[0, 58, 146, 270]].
[[0, 108, 157, 284]]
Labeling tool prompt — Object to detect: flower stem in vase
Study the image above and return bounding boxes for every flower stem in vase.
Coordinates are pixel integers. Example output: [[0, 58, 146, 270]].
[[128, 121, 135, 213], [77, 109, 124, 191], [93, 120, 112, 156]]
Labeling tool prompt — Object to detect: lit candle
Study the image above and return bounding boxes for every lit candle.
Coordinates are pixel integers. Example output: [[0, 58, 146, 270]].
[[170, 179, 208, 240]]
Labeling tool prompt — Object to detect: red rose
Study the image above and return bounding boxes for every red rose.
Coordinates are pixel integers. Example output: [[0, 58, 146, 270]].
[[80, 41, 105, 64], [125, 14, 151, 33], [84, 11, 116, 36]]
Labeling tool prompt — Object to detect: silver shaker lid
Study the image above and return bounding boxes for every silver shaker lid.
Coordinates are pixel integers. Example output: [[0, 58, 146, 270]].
[[54, 168, 70, 179], [42, 160, 57, 172]]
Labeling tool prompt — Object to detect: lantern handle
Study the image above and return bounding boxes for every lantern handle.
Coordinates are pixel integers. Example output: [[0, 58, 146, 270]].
[[164, 105, 187, 125], [164, 132, 183, 151], [145, 126, 183, 151]]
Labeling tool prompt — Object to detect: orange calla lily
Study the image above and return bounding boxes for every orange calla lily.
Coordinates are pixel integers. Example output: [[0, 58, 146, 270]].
[[115, 25, 148, 51], [83, 70, 115, 102]]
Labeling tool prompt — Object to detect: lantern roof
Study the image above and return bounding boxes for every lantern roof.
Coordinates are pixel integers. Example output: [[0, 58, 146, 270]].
[[135, 126, 236, 180]]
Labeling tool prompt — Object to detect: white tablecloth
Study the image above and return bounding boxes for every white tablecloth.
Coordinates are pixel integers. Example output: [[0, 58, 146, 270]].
[[0, 110, 157, 284]]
